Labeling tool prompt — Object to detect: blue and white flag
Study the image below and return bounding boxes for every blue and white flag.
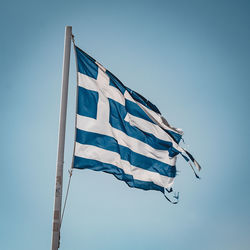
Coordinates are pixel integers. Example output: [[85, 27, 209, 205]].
[[72, 45, 201, 203]]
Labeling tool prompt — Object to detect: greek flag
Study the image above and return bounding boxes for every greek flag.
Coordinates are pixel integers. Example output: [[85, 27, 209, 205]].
[[72, 46, 200, 203]]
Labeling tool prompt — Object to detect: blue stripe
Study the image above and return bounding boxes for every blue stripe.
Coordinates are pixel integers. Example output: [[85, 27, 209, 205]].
[[105, 69, 161, 114], [75, 46, 98, 79], [76, 129, 176, 177], [108, 99, 180, 157], [165, 129, 182, 144], [126, 87, 161, 115], [125, 99, 154, 123], [78, 86, 98, 119], [106, 70, 126, 94], [74, 156, 164, 192]]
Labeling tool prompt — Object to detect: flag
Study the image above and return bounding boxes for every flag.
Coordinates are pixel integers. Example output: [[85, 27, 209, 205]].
[[72, 45, 200, 203]]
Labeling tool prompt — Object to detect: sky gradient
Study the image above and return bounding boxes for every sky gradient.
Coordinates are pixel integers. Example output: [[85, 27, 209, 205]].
[[1, 0, 250, 249]]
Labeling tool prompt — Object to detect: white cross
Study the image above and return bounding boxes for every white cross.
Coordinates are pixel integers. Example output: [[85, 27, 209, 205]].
[[77, 66, 126, 127]]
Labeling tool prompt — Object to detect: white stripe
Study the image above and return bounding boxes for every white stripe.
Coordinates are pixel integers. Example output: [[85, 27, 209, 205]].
[[75, 142, 174, 188], [76, 114, 177, 166], [124, 90, 183, 136], [124, 113, 175, 143], [125, 113, 189, 156], [124, 91, 186, 154]]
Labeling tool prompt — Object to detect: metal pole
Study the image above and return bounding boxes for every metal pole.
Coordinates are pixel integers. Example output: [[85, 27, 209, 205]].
[[51, 26, 72, 250]]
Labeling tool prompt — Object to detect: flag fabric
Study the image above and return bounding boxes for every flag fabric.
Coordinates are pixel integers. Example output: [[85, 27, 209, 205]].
[[72, 45, 200, 203]]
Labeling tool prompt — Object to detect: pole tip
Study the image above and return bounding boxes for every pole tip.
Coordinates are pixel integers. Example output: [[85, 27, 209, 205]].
[[65, 26, 72, 31]]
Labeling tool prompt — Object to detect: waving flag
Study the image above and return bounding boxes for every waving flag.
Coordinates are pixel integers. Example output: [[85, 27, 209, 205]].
[[72, 45, 200, 203]]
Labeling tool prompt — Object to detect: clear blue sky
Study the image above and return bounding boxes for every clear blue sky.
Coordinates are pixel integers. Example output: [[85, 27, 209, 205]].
[[1, 0, 250, 249]]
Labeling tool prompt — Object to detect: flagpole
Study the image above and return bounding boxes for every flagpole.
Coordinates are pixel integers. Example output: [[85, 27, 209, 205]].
[[51, 25, 72, 250]]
